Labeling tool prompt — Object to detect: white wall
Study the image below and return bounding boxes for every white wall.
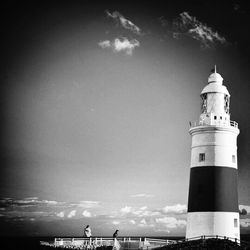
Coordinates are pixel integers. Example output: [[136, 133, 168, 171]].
[[186, 212, 240, 240]]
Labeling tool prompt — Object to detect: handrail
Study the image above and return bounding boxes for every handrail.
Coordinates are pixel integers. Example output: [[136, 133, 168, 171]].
[[42, 237, 174, 249], [177, 235, 250, 246], [189, 120, 238, 128], [41, 235, 250, 249]]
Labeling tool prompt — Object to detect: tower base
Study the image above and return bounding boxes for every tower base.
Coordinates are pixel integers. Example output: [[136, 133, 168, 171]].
[[186, 211, 240, 241]]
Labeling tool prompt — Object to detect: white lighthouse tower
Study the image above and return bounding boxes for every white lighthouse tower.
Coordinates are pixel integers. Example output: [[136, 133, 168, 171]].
[[186, 67, 240, 241]]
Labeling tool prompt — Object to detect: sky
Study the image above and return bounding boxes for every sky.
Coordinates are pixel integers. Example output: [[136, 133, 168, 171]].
[[0, 0, 250, 237]]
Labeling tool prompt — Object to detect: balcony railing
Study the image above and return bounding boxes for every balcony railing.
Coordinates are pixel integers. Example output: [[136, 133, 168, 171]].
[[189, 120, 238, 129]]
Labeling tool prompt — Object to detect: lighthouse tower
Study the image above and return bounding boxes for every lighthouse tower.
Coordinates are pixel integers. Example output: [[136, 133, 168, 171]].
[[186, 67, 240, 241]]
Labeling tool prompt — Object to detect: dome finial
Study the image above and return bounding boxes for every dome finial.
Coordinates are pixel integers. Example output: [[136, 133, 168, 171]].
[[208, 65, 223, 84]]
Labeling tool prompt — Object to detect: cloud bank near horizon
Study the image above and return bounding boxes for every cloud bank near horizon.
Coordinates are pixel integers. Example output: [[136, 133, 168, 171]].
[[1, 197, 250, 235]]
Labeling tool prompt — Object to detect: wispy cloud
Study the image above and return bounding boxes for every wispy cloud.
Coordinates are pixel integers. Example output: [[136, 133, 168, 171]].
[[159, 12, 226, 49], [156, 216, 186, 228], [0, 197, 63, 208], [130, 194, 154, 198], [133, 209, 160, 217], [106, 10, 141, 35], [162, 204, 187, 214], [0, 197, 100, 221], [112, 220, 120, 225], [173, 12, 226, 48], [76, 201, 100, 208], [99, 37, 140, 55]]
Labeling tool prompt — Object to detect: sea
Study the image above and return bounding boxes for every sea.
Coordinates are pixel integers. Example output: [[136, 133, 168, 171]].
[[1, 235, 250, 250]]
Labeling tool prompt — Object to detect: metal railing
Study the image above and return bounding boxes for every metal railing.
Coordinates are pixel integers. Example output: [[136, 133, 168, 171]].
[[189, 120, 238, 128], [176, 235, 250, 247], [41, 235, 250, 249], [40, 237, 174, 249], [184, 235, 240, 244]]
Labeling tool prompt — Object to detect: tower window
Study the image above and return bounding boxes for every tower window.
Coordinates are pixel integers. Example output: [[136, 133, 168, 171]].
[[234, 218, 238, 228], [214, 116, 217, 120], [199, 153, 205, 162], [201, 94, 207, 113], [224, 95, 230, 114], [232, 155, 236, 163], [220, 116, 222, 120]]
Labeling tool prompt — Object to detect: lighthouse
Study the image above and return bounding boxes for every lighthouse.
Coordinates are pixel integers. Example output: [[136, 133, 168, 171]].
[[186, 67, 240, 241]]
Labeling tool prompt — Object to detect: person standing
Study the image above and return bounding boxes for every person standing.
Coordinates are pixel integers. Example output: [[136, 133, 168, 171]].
[[84, 225, 92, 238], [113, 229, 119, 238], [112, 230, 120, 250]]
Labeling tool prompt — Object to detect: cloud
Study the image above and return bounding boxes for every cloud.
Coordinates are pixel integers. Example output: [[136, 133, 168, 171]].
[[0, 197, 102, 222], [159, 12, 226, 49], [241, 218, 250, 228], [120, 206, 132, 214], [139, 218, 147, 225], [133, 209, 160, 217], [0, 197, 64, 209], [156, 217, 186, 228], [42, 200, 60, 205], [106, 10, 141, 35], [162, 204, 187, 214], [67, 210, 76, 218], [82, 210, 92, 218], [56, 211, 65, 218], [129, 219, 136, 225], [131, 194, 154, 198], [77, 201, 100, 208], [112, 220, 120, 225], [98, 40, 111, 49], [25, 197, 39, 200], [99, 37, 140, 55], [173, 12, 226, 48]]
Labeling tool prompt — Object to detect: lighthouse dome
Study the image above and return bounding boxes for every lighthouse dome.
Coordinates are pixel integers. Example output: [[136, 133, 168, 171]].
[[201, 71, 230, 96], [208, 72, 223, 84]]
